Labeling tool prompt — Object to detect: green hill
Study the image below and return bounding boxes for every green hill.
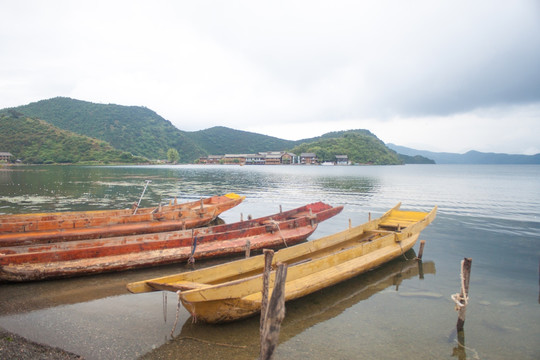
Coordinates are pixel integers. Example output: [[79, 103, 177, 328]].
[[12, 97, 206, 162], [290, 131, 402, 165], [5, 97, 411, 165], [0, 110, 147, 164], [397, 153, 435, 164], [189, 126, 296, 154]]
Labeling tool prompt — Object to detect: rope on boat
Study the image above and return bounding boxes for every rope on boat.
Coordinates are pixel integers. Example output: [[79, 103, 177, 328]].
[[268, 220, 287, 247], [398, 240, 409, 260], [188, 234, 198, 264], [451, 264, 469, 310]]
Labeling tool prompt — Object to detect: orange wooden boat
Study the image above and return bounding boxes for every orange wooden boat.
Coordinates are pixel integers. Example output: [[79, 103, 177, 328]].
[[0, 193, 245, 246], [0, 202, 343, 282]]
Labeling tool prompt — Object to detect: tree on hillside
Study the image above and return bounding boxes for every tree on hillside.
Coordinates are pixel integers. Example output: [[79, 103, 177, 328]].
[[167, 148, 180, 163]]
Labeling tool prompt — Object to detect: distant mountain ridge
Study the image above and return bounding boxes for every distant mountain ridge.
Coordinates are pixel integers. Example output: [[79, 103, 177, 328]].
[[6, 97, 407, 164], [3, 97, 537, 165], [189, 126, 297, 155], [12, 97, 206, 162], [0, 110, 146, 164], [387, 143, 540, 164]]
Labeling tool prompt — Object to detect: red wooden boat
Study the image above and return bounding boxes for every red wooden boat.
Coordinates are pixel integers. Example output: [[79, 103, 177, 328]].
[[0, 193, 245, 246], [0, 202, 343, 282]]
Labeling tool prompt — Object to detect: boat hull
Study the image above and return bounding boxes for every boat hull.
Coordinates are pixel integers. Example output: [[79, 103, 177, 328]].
[[0, 202, 343, 282], [0, 194, 245, 246], [181, 233, 419, 323]]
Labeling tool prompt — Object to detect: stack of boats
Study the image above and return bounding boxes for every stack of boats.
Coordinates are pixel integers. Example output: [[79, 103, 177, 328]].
[[0, 193, 343, 282], [1, 192, 437, 325]]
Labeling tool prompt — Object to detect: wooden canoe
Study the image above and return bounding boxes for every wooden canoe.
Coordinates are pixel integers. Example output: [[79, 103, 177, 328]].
[[0, 202, 343, 282], [0, 193, 245, 246], [127, 203, 437, 323], [171, 258, 436, 355]]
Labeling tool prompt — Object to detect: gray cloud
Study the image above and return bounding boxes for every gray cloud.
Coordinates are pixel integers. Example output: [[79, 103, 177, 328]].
[[1, 0, 539, 154]]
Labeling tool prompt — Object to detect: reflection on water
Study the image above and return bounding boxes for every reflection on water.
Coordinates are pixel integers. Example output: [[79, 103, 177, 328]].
[[0, 255, 242, 316], [1, 164, 539, 359], [141, 254, 434, 360], [0, 165, 381, 216]]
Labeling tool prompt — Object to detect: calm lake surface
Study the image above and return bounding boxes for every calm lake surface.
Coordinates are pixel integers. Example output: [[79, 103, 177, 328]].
[[0, 164, 538, 359]]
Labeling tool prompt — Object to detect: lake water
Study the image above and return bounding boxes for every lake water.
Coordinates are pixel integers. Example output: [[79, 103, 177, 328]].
[[0, 164, 538, 359]]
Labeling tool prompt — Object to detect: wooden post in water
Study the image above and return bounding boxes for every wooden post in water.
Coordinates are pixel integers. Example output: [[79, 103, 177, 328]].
[[418, 260, 425, 280], [260, 262, 288, 360], [260, 249, 274, 337], [453, 258, 472, 332], [416, 240, 426, 278], [417, 240, 426, 260]]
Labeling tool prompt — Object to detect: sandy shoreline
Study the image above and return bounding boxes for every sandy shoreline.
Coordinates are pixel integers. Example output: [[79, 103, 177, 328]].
[[0, 327, 82, 359]]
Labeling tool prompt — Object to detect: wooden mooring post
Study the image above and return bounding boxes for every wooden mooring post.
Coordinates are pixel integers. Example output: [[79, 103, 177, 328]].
[[260, 250, 274, 338], [417, 240, 426, 260], [452, 258, 472, 332], [415, 240, 426, 279], [260, 250, 288, 360]]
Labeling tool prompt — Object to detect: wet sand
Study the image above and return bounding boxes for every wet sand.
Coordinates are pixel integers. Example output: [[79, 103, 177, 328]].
[[0, 327, 82, 359]]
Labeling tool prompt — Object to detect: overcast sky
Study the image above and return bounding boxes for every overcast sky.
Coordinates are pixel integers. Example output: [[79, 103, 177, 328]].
[[1, 1, 540, 154]]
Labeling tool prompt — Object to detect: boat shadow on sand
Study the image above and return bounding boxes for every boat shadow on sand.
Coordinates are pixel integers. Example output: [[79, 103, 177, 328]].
[[140, 251, 435, 359]]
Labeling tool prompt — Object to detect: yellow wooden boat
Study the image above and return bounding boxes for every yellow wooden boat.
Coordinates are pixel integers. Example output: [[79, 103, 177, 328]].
[[127, 203, 437, 323]]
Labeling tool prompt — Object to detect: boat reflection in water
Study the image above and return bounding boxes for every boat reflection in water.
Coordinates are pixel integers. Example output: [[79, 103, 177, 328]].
[[141, 251, 435, 360], [0, 251, 238, 316]]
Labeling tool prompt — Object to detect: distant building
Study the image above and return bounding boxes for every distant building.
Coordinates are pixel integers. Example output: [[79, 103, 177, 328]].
[[264, 153, 282, 165], [300, 153, 318, 165], [200, 151, 301, 165], [200, 151, 347, 166], [223, 154, 248, 164], [199, 155, 223, 164], [0, 152, 12, 162], [335, 155, 349, 165], [245, 154, 265, 165]]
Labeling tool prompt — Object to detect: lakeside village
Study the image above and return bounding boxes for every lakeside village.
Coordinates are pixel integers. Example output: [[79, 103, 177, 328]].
[[198, 152, 350, 165], [1, 151, 353, 166]]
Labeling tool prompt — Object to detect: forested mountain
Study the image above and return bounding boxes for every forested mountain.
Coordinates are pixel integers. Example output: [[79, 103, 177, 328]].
[[3, 97, 429, 165], [189, 126, 296, 154], [12, 97, 206, 162], [0, 110, 147, 164], [291, 131, 402, 165]]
